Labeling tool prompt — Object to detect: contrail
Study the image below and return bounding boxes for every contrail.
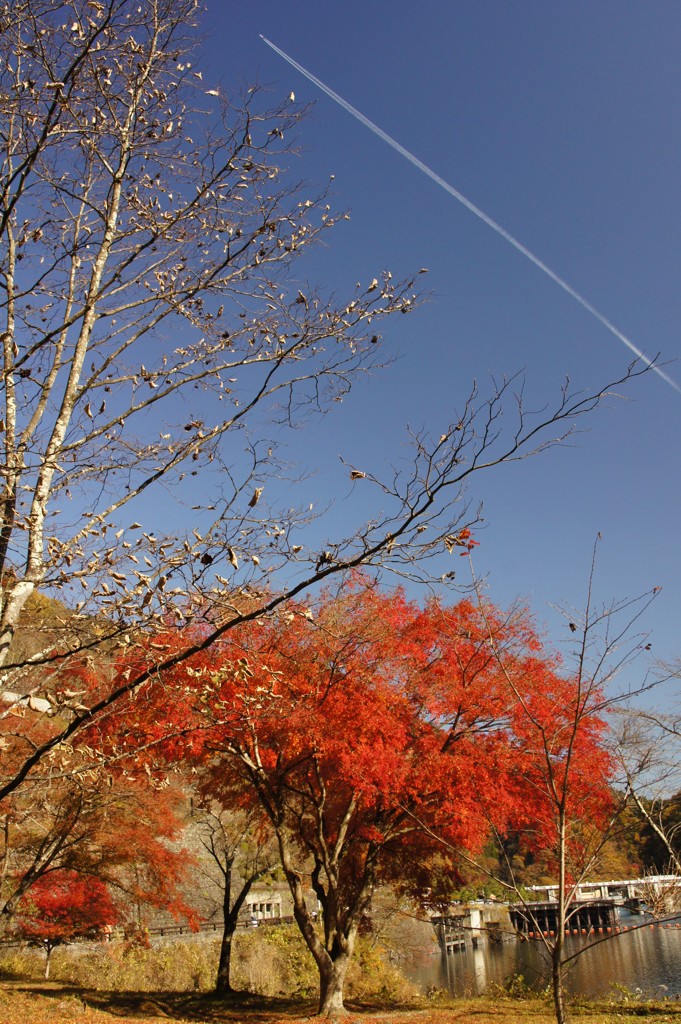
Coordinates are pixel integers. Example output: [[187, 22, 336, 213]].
[[261, 35, 680, 395]]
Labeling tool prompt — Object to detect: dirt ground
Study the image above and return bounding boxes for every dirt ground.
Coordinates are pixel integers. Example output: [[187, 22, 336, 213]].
[[2, 983, 681, 1024]]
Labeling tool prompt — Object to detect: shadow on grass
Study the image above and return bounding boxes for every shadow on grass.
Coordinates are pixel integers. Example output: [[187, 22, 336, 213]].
[[6, 982, 681, 1023], [8, 982, 322, 1020]]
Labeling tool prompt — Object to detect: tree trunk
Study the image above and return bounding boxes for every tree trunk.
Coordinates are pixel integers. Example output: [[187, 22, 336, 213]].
[[551, 811, 568, 1024], [215, 857, 237, 997], [551, 944, 567, 1024], [271, 819, 373, 1015], [318, 952, 349, 1017], [44, 942, 53, 980], [213, 855, 268, 997], [215, 928, 234, 996]]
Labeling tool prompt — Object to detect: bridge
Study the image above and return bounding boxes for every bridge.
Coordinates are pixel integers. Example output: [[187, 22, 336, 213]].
[[433, 876, 681, 951], [526, 875, 679, 904], [509, 899, 620, 936]]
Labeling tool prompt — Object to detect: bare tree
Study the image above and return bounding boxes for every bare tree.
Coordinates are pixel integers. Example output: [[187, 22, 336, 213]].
[[0, 0, 418, 654], [469, 550, 660, 1024], [615, 698, 681, 875], [192, 799, 278, 996], [0, 0, 649, 808]]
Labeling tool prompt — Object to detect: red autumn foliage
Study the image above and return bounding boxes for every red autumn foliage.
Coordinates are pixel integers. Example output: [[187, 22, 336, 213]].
[[505, 655, 616, 868], [14, 869, 117, 945], [13, 869, 118, 977], [100, 576, 615, 1013], [0, 689, 197, 935]]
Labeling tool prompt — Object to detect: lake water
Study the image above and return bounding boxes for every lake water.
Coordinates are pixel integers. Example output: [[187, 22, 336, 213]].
[[405, 915, 681, 1000]]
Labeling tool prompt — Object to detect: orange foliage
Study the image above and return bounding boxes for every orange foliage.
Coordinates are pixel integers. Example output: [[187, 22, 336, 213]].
[[103, 577, 615, 905]]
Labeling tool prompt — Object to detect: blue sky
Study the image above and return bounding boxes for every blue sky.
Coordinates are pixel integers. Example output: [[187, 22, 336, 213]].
[[196, 2, 681, 688]]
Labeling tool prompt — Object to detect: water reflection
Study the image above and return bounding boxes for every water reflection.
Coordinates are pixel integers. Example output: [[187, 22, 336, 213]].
[[406, 920, 681, 999]]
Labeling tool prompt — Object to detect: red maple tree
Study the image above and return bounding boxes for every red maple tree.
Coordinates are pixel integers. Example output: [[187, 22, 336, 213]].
[[13, 869, 118, 978], [93, 577, 615, 1016], [115, 581, 566, 1012], [0, 681, 197, 939]]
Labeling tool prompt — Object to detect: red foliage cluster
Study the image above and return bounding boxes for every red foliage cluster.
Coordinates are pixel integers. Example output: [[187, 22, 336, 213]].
[[36, 576, 615, 1012], [0, 689, 197, 938], [13, 869, 117, 946], [99, 578, 614, 903]]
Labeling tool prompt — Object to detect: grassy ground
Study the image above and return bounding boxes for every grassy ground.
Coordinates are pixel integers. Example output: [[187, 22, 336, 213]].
[[2, 984, 681, 1024], [2, 932, 680, 1024]]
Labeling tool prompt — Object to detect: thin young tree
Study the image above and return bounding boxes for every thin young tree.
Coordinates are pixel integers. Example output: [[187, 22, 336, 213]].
[[472, 552, 660, 1024], [13, 870, 118, 979], [192, 798, 278, 995], [0, 749, 194, 936]]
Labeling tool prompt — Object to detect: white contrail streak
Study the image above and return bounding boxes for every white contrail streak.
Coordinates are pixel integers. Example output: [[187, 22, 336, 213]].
[[261, 35, 680, 395]]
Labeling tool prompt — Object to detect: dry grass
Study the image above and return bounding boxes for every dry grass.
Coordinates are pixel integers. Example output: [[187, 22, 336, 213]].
[[2, 932, 681, 1023], [2, 985, 681, 1024], [0, 930, 419, 1004]]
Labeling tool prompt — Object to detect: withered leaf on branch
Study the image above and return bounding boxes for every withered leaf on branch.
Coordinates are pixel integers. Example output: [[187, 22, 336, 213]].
[[0, 0, 650, 809]]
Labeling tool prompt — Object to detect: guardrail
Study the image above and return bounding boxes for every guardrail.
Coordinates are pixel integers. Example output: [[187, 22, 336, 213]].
[[0, 914, 297, 948]]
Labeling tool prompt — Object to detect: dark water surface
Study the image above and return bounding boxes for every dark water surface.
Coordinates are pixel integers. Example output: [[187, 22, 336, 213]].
[[405, 919, 681, 999]]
